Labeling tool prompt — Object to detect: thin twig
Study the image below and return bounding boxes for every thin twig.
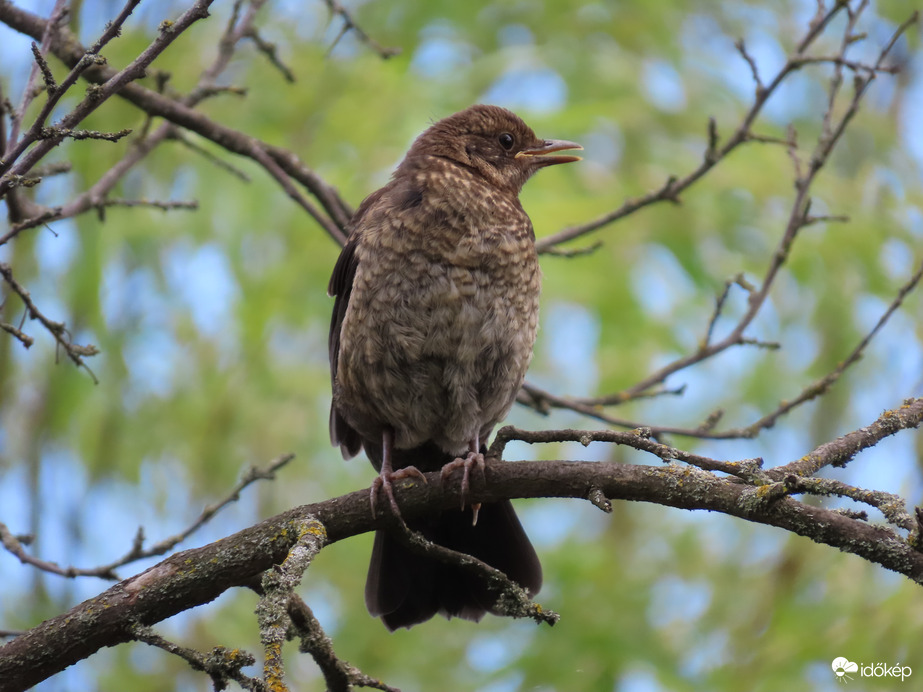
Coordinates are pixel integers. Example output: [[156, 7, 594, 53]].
[[525, 10, 920, 438], [0, 319, 34, 348], [279, 591, 402, 692], [792, 54, 902, 74], [94, 197, 199, 212], [7, 0, 67, 147], [321, 0, 401, 59], [0, 262, 99, 381], [169, 129, 252, 182], [731, 259, 923, 437], [491, 425, 772, 484], [0, 126, 171, 243], [391, 516, 559, 626], [0, 0, 261, 245], [132, 626, 264, 692], [518, 251, 923, 440], [535, 2, 852, 253], [248, 142, 344, 242], [30, 161, 71, 177], [0, 2, 354, 237], [541, 240, 603, 258], [0, 454, 295, 580], [0, 0, 214, 195], [243, 27, 296, 82], [2, 0, 142, 177], [36, 126, 132, 142], [517, 256, 921, 441], [29, 41, 57, 93], [784, 476, 914, 531], [140, 453, 296, 560], [735, 39, 764, 94], [770, 397, 923, 479], [702, 273, 754, 347]]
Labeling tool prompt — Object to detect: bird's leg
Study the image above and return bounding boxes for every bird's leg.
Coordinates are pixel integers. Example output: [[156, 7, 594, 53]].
[[440, 436, 486, 522], [369, 428, 427, 520]]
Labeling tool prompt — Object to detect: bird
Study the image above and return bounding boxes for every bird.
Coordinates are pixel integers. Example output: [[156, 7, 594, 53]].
[[328, 104, 581, 630]]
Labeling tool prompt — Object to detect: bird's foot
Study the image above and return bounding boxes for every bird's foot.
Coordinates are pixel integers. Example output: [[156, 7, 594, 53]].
[[441, 451, 486, 520], [370, 465, 427, 520]]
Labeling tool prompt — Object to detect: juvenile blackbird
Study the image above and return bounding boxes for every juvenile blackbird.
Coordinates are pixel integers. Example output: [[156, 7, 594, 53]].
[[328, 104, 581, 630]]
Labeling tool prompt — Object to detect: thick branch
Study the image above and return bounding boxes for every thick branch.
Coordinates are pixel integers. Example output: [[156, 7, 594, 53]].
[[2, 404, 922, 689]]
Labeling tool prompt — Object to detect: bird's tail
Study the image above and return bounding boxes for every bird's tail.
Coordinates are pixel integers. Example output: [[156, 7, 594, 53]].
[[362, 443, 542, 631]]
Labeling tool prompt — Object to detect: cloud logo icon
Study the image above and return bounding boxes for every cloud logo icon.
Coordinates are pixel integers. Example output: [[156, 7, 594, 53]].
[[832, 657, 859, 682]]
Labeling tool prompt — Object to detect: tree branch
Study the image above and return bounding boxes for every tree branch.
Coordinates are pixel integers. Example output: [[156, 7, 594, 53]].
[[132, 626, 263, 691], [0, 261, 100, 381], [0, 1, 353, 242], [534, 2, 854, 253], [0, 453, 295, 580], [321, 0, 401, 60], [275, 589, 402, 692], [2, 397, 921, 689], [519, 9, 920, 438], [0, 0, 214, 195]]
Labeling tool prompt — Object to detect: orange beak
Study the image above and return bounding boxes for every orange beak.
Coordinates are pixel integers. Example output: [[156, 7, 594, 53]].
[[515, 139, 583, 166]]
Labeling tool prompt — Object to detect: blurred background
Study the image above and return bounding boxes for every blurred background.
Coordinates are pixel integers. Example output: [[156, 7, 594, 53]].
[[1, 1, 922, 690]]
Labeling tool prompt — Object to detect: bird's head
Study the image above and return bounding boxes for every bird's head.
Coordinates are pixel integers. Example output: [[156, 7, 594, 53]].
[[402, 104, 582, 195]]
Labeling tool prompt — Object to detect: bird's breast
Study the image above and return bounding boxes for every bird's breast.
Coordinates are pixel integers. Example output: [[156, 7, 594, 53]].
[[335, 231, 540, 454]]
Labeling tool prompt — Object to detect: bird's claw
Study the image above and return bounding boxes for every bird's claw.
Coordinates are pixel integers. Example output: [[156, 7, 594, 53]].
[[370, 465, 427, 520], [440, 451, 486, 515]]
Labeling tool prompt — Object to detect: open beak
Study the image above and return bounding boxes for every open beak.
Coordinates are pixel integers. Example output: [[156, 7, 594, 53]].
[[515, 139, 583, 166]]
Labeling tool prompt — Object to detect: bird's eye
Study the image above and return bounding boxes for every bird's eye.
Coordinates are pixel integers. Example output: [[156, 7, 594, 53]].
[[498, 133, 515, 150]]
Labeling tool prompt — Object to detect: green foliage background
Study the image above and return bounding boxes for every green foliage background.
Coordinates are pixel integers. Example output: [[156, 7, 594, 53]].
[[1, 1, 922, 690]]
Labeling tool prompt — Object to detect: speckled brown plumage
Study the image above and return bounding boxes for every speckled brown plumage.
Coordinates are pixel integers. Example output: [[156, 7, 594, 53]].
[[328, 104, 581, 630]]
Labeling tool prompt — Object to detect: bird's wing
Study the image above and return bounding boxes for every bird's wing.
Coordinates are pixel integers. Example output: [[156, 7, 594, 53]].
[[327, 237, 357, 370], [327, 236, 364, 457], [327, 180, 413, 458]]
